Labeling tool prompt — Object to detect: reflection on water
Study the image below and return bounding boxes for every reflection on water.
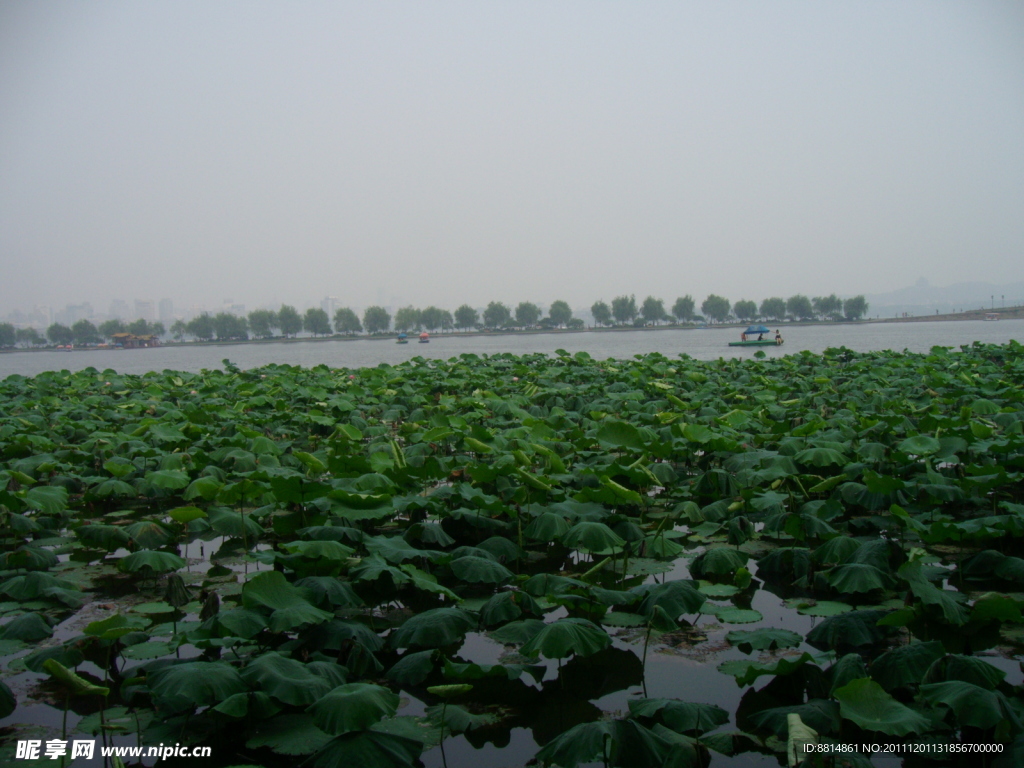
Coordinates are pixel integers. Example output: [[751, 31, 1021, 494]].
[[2, 319, 1022, 377]]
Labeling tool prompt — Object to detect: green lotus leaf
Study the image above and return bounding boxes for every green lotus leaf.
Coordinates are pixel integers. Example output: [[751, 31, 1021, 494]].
[[450, 555, 515, 585], [425, 702, 493, 734], [924, 654, 1007, 689], [560, 521, 625, 553], [488, 618, 546, 646], [691, 547, 747, 577], [124, 520, 176, 549], [0, 679, 14, 718], [0, 544, 59, 571], [523, 512, 571, 542], [403, 522, 456, 547], [22, 485, 68, 515], [522, 573, 587, 596], [294, 577, 363, 609], [706, 605, 762, 623], [242, 571, 333, 632], [479, 590, 541, 626], [628, 698, 729, 735], [42, 659, 109, 697], [211, 608, 268, 639], [717, 653, 816, 687], [385, 650, 436, 687], [810, 536, 862, 565], [793, 447, 848, 467], [308, 683, 399, 735], [747, 699, 840, 738], [725, 628, 802, 653], [245, 713, 332, 755], [207, 507, 265, 539], [0, 572, 81, 603], [595, 420, 647, 450], [443, 659, 544, 683], [535, 719, 673, 768], [833, 678, 931, 736], [636, 580, 707, 619], [22, 643, 86, 673], [75, 523, 131, 551], [148, 660, 247, 714], [388, 607, 476, 650], [824, 563, 893, 594], [118, 550, 185, 575], [146, 470, 190, 490], [519, 617, 610, 660], [212, 690, 281, 719], [870, 641, 946, 691], [167, 506, 207, 524], [364, 535, 438, 564], [0, 612, 54, 641], [308, 731, 423, 768], [806, 609, 892, 651], [918, 681, 1013, 730], [241, 652, 334, 706], [897, 435, 941, 456]]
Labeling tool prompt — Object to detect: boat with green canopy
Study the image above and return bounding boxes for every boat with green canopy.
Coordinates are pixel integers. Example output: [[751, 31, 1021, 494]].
[[729, 324, 783, 347]]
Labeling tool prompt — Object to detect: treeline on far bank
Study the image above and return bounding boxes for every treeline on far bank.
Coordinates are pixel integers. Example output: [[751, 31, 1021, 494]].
[[1, 292, 867, 347]]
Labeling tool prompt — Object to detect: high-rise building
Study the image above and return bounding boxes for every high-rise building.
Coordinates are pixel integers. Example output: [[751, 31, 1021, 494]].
[[109, 299, 130, 320], [134, 300, 156, 322], [321, 296, 339, 316], [159, 298, 174, 324]]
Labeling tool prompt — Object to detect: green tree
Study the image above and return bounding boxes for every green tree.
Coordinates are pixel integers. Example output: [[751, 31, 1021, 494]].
[[786, 295, 814, 321], [812, 294, 843, 321], [732, 299, 758, 323], [151, 321, 165, 337], [99, 318, 125, 339], [127, 318, 152, 336], [641, 296, 666, 325], [394, 306, 422, 332], [71, 319, 100, 345], [454, 304, 478, 331], [303, 307, 332, 336], [591, 300, 612, 326], [0, 323, 15, 348], [212, 313, 248, 341], [277, 305, 303, 337], [16, 327, 43, 347], [169, 319, 188, 341], [671, 295, 695, 323], [760, 297, 786, 322], [701, 294, 731, 323], [186, 314, 215, 341], [333, 307, 363, 334], [363, 306, 391, 334], [843, 295, 869, 321], [566, 317, 585, 330], [248, 309, 278, 339], [611, 295, 637, 325], [420, 306, 445, 332], [548, 300, 573, 327], [483, 301, 511, 328], [440, 309, 454, 332], [47, 323, 74, 345], [515, 302, 541, 327]]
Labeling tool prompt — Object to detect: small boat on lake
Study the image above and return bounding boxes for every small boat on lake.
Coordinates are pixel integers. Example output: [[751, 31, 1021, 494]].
[[396, 333, 409, 344], [729, 324, 783, 347], [418, 332, 429, 343]]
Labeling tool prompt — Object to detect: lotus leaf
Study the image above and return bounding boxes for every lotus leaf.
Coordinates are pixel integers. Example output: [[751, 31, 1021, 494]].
[[636, 580, 706, 619], [870, 641, 946, 690], [519, 617, 610, 660], [0, 612, 53, 641], [488, 618, 546, 645], [147, 661, 247, 714], [242, 571, 332, 632], [924, 654, 1007, 689], [523, 512, 571, 541], [241, 651, 333, 706], [806, 609, 892, 651], [692, 547, 747, 577], [212, 690, 282, 719], [42, 659, 109, 697], [918, 680, 1014, 730], [450, 555, 515, 585], [385, 650, 436, 686], [726, 628, 802, 653], [118, 550, 186, 575], [628, 698, 729, 734], [748, 700, 840, 738], [0, 679, 14, 718], [561, 521, 625, 553], [308, 683, 399, 735], [535, 718, 674, 768], [718, 653, 816, 687], [308, 731, 423, 768], [832, 678, 932, 736], [388, 607, 476, 649], [245, 713, 332, 755]]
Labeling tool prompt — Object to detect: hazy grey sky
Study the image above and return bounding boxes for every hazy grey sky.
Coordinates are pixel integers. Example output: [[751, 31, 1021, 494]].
[[2, 1, 1023, 315]]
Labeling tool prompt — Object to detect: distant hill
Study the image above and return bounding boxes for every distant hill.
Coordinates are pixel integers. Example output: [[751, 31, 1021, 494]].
[[863, 279, 1024, 318]]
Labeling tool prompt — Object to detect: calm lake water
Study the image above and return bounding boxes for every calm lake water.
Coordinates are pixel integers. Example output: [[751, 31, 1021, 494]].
[[2, 319, 1023, 377]]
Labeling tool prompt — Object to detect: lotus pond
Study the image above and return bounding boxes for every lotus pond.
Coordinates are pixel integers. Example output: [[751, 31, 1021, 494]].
[[2, 344, 1024, 768]]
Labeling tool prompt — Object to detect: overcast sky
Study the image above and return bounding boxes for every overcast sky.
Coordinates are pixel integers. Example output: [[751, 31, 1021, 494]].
[[2, 1, 1023, 316]]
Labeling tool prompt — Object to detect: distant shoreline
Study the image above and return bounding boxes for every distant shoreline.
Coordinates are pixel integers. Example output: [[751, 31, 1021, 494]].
[[3, 305, 1022, 353]]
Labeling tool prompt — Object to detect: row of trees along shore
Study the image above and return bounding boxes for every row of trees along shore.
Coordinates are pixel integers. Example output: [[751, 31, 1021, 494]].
[[0, 293, 868, 347]]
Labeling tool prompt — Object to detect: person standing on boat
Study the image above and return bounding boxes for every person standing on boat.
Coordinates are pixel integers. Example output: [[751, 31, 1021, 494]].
[[757, 333, 764, 341], [775, 329, 782, 344], [741, 332, 747, 341]]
